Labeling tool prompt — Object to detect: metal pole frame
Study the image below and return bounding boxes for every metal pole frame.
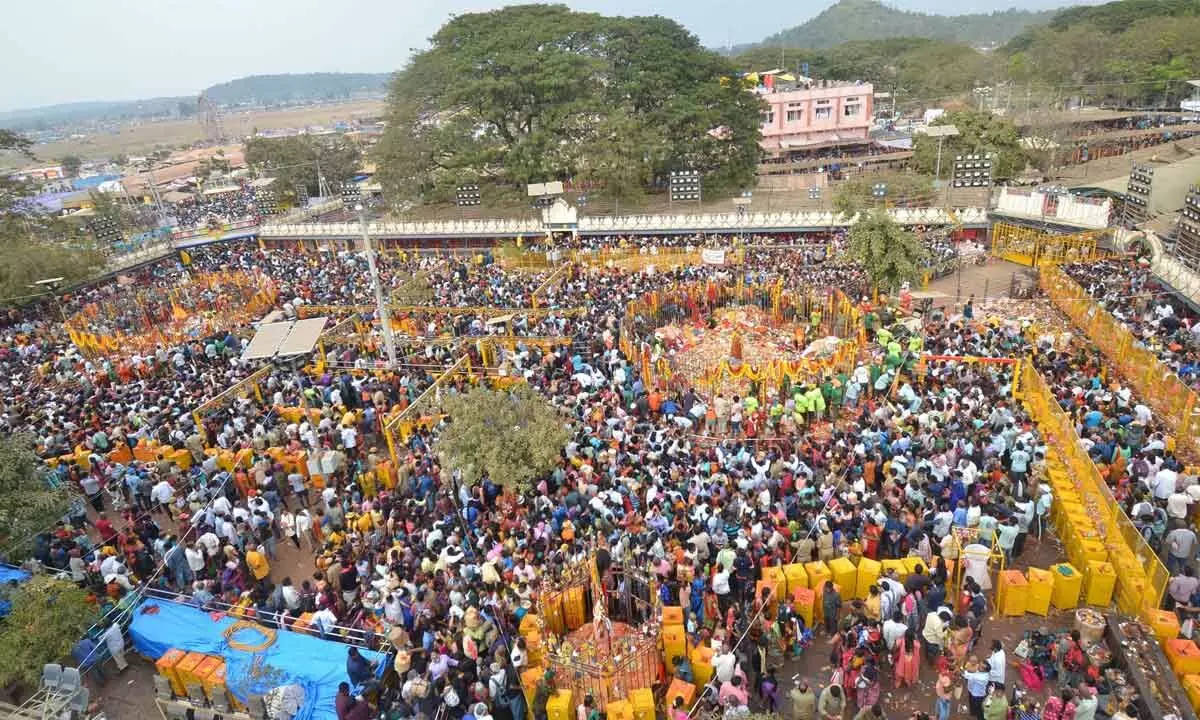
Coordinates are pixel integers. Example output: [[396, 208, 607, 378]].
[[358, 207, 398, 368]]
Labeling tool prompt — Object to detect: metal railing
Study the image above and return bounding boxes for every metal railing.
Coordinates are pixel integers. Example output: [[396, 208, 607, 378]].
[[142, 588, 391, 651]]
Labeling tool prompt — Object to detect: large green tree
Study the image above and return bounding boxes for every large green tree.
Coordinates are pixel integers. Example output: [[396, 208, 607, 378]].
[[0, 576, 97, 688], [0, 131, 106, 302], [244, 135, 362, 200], [58, 155, 82, 179], [832, 172, 934, 216], [911, 110, 1026, 181], [1003, 1, 1200, 107], [0, 435, 76, 560], [847, 210, 926, 292], [375, 5, 764, 205], [435, 385, 570, 491]]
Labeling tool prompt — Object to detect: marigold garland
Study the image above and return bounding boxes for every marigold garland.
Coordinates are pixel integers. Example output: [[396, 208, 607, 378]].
[[223, 620, 277, 652]]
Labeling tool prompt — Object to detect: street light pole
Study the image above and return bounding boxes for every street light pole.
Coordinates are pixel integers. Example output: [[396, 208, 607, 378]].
[[934, 135, 945, 187], [357, 204, 397, 368]]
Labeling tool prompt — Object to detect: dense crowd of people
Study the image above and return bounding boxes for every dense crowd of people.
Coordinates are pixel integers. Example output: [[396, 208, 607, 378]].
[[0, 237, 1184, 720], [173, 186, 264, 229], [1062, 259, 1200, 386]]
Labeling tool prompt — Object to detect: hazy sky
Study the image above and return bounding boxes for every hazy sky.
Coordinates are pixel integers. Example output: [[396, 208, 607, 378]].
[[2, 0, 1090, 112]]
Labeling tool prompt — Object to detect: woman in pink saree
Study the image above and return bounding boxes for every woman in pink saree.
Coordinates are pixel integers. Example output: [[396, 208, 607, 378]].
[[893, 628, 921, 689]]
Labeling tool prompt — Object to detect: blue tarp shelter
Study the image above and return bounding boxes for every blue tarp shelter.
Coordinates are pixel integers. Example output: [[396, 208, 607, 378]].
[[0, 566, 31, 616], [72, 175, 120, 191], [129, 600, 386, 720]]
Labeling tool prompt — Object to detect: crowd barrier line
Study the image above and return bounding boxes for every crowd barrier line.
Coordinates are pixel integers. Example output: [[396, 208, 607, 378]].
[[1016, 357, 1168, 611], [1040, 264, 1200, 461]]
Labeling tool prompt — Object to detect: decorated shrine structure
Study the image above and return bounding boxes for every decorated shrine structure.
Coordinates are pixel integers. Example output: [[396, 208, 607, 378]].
[[523, 549, 661, 709], [620, 278, 863, 400], [65, 271, 277, 356]]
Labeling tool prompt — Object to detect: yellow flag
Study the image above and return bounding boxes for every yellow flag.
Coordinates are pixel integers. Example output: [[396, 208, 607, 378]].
[[180, 250, 192, 265]]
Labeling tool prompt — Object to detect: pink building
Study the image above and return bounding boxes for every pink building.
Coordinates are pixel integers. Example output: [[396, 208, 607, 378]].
[[757, 81, 874, 158]]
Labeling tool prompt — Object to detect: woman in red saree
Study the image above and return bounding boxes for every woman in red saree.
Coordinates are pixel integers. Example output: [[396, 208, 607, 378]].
[[863, 520, 881, 560]]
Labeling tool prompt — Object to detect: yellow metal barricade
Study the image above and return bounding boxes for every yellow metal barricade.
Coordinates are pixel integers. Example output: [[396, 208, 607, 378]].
[[1041, 265, 1200, 460], [1016, 359, 1167, 610], [991, 223, 1106, 267]]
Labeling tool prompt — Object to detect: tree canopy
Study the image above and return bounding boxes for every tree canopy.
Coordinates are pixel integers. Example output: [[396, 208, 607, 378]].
[[374, 5, 764, 206], [0, 132, 106, 303], [58, 155, 82, 179], [0, 435, 76, 560], [732, 1, 1200, 112], [244, 135, 361, 200], [847, 210, 926, 293], [0, 576, 97, 688], [202, 73, 391, 107], [832, 172, 934, 216], [911, 110, 1026, 180], [435, 384, 570, 491], [1007, 13, 1200, 107]]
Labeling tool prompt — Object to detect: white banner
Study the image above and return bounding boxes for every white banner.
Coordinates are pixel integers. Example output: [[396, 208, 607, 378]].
[[701, 248, 726, 266]]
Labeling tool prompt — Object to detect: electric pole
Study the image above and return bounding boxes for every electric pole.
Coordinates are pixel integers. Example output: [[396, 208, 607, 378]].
[[358, 204, 397, 368]]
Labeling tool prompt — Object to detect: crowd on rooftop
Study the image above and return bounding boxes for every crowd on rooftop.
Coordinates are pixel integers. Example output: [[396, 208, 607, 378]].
[[173, 186, 264, 230]]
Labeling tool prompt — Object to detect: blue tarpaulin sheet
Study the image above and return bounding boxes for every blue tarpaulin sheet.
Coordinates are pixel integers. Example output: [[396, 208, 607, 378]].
[[129, 600, 386, 720], [0, 566, 31, 616]]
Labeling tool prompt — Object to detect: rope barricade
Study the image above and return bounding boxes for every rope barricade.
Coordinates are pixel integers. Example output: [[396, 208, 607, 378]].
[[1040, 265, 1200, 460]]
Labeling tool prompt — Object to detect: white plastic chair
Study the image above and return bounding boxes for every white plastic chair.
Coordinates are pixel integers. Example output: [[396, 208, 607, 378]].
[[41, 664, 62, 692], [58, 666, 81, 696], [68, 687, 90, 714]]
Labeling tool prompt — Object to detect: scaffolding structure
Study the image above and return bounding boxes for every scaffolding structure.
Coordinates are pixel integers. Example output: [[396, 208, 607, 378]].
[[192, 365, 273, 438], [381, 355, 473, 463], [197, 92, 225, 142], [990, 223, 1106, 267]]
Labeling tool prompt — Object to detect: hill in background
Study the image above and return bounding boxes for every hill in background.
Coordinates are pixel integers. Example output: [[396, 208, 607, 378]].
[[748, 0, 1055, 50], [201, 72, 392, 107], [1, 72, 392, 132]]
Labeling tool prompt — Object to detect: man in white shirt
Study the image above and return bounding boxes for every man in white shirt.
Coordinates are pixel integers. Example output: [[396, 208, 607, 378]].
[[198, 530, 221, 559], [1154, 466, 1180, 501], [340, 425, 358, 451], [281, 578, 301, 611], [1168, 491, 1194, 521], [883, 612, 908, 651], [152, 479, 175, 518], [311, 606, 339, 636], [987, 640, 1006, 687], [712, 649, 738, 684], [712, 568, 732, 605], [212, 495, 232, 516], [185, 543, 206, 575]]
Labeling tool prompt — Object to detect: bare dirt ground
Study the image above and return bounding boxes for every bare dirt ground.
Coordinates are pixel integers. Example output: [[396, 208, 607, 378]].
[[10, 100, 385, 164]]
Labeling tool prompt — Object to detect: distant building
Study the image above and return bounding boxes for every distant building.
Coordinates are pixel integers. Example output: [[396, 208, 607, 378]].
[[1183, 80, 1200, 113], [9, 165, 65, 182], [756, 78, 874, 159]]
